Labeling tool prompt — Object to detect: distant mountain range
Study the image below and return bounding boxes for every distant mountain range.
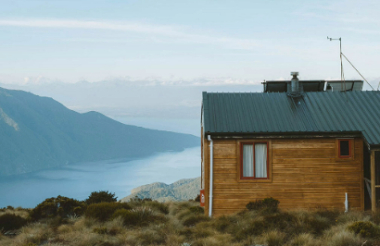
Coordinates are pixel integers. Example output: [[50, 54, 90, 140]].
[[120, 177, 201, 202], [0, 87, 199, 176]]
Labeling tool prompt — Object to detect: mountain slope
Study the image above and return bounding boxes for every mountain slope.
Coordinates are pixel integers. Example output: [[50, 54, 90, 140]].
[[120, 177, 201, 202], [0, 87, 199, 176]]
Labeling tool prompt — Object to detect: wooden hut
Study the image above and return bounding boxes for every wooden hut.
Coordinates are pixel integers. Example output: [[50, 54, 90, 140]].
[[200, 73, 380, 217]]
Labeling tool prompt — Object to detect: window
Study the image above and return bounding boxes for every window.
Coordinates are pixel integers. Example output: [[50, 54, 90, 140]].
[[338, 139, 352, 158], [241, 142, 268, 179]]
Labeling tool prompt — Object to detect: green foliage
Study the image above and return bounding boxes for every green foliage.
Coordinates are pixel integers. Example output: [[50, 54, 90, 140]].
[[129, 196, 152, 203], [112, 208, 167, 227], [213, 215, 238, 233], [143, 201, 169, 215], [236, 220, 265, 241], [182, 214, 210, 227], [246, 197, 279, 213], [93, 226, 108, 234], [86, 191, 117, 204], [0, 213, 27, 230], [112, 209, 140, 226], [6, 206, 14, 210], [189, 206, 204, 214], [347, 221, 380, 238], [29, 196, 85, 221], [85, 202, 131, 222], [194, 194, 200, 202], [303, 215, 331, 235]]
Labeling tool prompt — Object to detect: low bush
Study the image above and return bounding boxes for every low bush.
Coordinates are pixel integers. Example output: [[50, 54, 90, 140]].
[[213, 215, 238, 233], [287, 233, 316, 246], [93, 226, 108, 234], [182, 214, 210, 227], [264, 212, 297, 232], [135, 228, 166, 245], [246, 197, 279, 213], [256, 230, 286, 246], [0, 213, 28, 230], [86, 191, 117, 204], [347, 221, 380, 238], [234, 220, 267, 241], [112, 209, 140, 226], [189, 206, 204, 214], [144, 201, 169, 215], [112, 207, 167, 226], [85, 202, 131, 222], [194, 194, 200, 202], [29, 196, 85, 221], [327, 230, 363, 246]]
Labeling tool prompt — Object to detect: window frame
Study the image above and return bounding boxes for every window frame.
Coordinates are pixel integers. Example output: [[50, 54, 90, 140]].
[[336, 138, 354, 160], [240, 141, 269, 180]]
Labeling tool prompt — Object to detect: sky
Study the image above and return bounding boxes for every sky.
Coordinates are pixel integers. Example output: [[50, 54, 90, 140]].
[[1, 0, 380, 135]]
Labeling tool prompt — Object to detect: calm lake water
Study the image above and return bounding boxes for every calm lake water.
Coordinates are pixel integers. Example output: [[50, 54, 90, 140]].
[[0, 147, 200, 208]]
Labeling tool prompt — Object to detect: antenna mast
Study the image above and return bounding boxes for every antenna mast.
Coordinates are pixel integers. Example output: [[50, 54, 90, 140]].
[[327, 36, 346, 91]]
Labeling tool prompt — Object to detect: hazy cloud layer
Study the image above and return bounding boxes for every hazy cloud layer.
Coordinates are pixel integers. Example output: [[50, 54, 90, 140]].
[[0, 19, 259, 50]]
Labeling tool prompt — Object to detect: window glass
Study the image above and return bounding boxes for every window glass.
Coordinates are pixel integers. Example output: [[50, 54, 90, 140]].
[[242, 145, 253, 177], [255, 143, 267, 178], [340, 140, 350, 156]]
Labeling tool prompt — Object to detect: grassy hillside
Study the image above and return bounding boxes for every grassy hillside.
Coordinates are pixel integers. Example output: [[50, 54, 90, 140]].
[[0, 87, 199, 176], [1, 196, 380, 246], [120, 177, 201, 202]]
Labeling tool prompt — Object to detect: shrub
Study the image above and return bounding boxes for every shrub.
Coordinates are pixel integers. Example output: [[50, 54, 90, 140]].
[[304, 215, 331, 235], [264, 212, 297, 232], [287, 233, 316, 246], [144, 201, 169, 214], [112, 207, 166, 227], [136, 229, 166, 245], [129, 196, 152, 203], [256, 230, 286, 246], [0, 213, 27, 230], [112, 209, 140, 226], [86, 191, 117, 204], [234, 220, 267, 241], [347, 221, 380, 238], [314, 209, 340, 222], [189, 206, 204, 214], [29, 196, 85, 221], [85, 202, 131, 222], [6, 206, 14, 210], [246, 197, 279, 213], [182, 214, 210, 227], [93, 226, 108, 234], [194, 194, 200, 202], [327, 231, 363, 246], [214, 215, 238, 233]]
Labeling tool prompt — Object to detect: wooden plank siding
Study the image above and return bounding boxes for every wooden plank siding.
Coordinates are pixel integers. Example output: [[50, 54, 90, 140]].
[[204, 138, 364, 217]]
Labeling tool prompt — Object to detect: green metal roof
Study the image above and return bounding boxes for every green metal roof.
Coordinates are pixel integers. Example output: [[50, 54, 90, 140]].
[[202, 91, 380, 148]]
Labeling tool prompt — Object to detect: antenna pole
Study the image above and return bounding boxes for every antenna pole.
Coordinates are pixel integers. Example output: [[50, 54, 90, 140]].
[[327, 36, 346, 91]]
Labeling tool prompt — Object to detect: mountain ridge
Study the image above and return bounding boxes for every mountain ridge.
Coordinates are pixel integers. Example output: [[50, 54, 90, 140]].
[[120, 177, 201, 202], [0, 87, 199, 176]]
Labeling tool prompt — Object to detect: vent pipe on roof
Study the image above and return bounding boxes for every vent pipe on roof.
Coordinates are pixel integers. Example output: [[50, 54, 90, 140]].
[[291, 72, 299, 93], [326, 84, 333, 92]]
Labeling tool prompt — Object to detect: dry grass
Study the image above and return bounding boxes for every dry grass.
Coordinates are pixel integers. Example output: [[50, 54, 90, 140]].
[[0, 208, 29, 219], [3, 202, 380, 246]]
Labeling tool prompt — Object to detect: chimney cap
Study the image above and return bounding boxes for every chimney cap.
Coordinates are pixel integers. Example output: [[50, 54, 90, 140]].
[[291, 72, 299, 76]]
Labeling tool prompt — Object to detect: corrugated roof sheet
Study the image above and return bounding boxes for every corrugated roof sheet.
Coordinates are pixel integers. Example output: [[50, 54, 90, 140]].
[[202, 91, 380, 148]]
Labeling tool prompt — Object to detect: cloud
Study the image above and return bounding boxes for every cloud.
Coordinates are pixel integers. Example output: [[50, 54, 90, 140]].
[[0, 19, 259, 50]]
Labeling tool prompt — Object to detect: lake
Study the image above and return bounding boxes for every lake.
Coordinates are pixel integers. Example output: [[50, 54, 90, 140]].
[[0, 147, 200, 208]]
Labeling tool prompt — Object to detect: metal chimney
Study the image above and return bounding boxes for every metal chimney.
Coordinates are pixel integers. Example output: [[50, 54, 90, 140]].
[[290, 72, 299, 93]]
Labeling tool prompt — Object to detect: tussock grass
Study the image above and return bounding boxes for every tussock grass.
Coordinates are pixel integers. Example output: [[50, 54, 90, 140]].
[[4, 199, 380, 246]]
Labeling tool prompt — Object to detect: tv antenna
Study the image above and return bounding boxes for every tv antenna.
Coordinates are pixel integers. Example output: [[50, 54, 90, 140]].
[[327, 36, 375, 91], [327, 36, 346, 91]]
